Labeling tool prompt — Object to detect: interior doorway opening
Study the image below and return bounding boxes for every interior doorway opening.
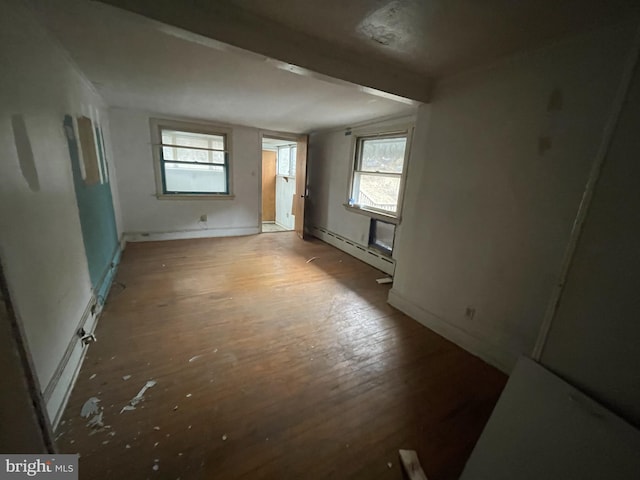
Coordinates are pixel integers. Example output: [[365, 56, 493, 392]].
[[261, 136, 297, 233]]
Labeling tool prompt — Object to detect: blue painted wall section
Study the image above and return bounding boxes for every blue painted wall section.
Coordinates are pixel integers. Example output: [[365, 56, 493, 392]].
[[63, 114, 120, 303]]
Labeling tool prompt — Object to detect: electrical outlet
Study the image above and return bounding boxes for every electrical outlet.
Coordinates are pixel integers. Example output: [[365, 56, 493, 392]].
[[465, 307, 476, 320]]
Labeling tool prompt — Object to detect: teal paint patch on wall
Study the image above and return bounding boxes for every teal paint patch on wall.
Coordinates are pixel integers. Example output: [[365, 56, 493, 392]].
[[63, 115, 119, 302]]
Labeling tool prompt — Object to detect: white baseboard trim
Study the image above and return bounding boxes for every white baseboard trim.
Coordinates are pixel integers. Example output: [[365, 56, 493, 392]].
[[44, 295, 98, 431], [274, 221, 292, 231], [124, 226, 260, 242], [388, 288, 516, 374], [311, 225, 395, 275]]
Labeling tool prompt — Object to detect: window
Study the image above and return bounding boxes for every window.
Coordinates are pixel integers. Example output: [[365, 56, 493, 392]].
[[277, 144, 297, 176], [349, 132, 408, 219], [151, 119, 232, 197]]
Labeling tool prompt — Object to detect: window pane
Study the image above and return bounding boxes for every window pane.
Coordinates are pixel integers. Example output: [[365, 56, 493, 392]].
[[360, 137, 406, 173], [164, 163, 227, 193], [162, 147, 224, 164], [177, 147, 208, 163], [353, 173, 400, 212], [277, 146, 290, 175], [161, 129, 225, 150], [162, 146, 174, 161]]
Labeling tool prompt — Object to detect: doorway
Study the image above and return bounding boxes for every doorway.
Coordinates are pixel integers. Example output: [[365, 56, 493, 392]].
[[261, 136, 298, 233]]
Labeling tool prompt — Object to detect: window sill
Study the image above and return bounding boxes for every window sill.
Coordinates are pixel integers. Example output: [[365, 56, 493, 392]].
[[343, 204, 400, 224], [156, 194, 235, 200]]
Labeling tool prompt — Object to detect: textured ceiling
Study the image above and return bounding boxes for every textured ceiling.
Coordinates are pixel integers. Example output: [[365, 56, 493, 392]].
[[229, 0, 640, 77]]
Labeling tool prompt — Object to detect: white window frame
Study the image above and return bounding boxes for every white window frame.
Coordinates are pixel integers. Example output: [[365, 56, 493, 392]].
[[150, 118, 234, 199], [345, 125, 412, 224]]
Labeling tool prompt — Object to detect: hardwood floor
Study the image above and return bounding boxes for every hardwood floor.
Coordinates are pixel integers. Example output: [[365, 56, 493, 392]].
[[55, 233, 506, 479]]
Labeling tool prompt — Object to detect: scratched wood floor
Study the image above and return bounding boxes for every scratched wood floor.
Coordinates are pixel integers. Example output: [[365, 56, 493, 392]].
[[55, 232, 506, 480]]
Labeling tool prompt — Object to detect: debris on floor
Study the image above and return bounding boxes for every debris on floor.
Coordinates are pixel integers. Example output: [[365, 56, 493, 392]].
[[221, 434, 228, 441], [120, 380, 157, 413], [122, 375, 131, 381], [89, 374, 97, 380], [387, 462, 393, 468], [80, 397, 101, 418], [88, 425, 111, 436], [399, 449, 429, 480], [306, 256, 319, 263], [376, 277, 393, 284], [188, 355, 201, 363], [86, 411, 104, 428], [153, 426, 160, 431], [186, 393, 192, 398]]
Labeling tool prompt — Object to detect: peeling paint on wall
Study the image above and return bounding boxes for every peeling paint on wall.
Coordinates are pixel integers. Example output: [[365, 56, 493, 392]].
[[11, 114, 40, 192]]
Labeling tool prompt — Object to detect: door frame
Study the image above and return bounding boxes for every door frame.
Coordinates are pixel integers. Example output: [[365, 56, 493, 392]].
[[259, 130, 308, 236]]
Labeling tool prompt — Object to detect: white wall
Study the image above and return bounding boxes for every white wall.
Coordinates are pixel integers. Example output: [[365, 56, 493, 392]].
[[275, 176, 295, 230], [389, 22, 638, 372], [461, 358, 640, 479], [110, 108, 262, 240], [307, 115, 415, 247], [541, 39, 640, 426], [0, 0, 121, 422]]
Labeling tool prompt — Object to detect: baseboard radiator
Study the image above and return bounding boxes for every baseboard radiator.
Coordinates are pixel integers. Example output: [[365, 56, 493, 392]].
[[44, 245, 122, 430], [310, 225, 395, 276]]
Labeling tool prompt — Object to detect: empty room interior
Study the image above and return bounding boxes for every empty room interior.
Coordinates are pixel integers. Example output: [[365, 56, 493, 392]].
[[2, 0, 640, 478]]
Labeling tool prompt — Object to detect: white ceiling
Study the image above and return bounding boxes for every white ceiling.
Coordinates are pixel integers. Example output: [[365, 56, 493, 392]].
[[31, 0, 416, 134], [229, 0, 640, 77]]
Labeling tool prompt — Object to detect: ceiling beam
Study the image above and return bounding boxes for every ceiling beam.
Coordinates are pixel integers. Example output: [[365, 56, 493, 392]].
[[97, 0, 431, 103]]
